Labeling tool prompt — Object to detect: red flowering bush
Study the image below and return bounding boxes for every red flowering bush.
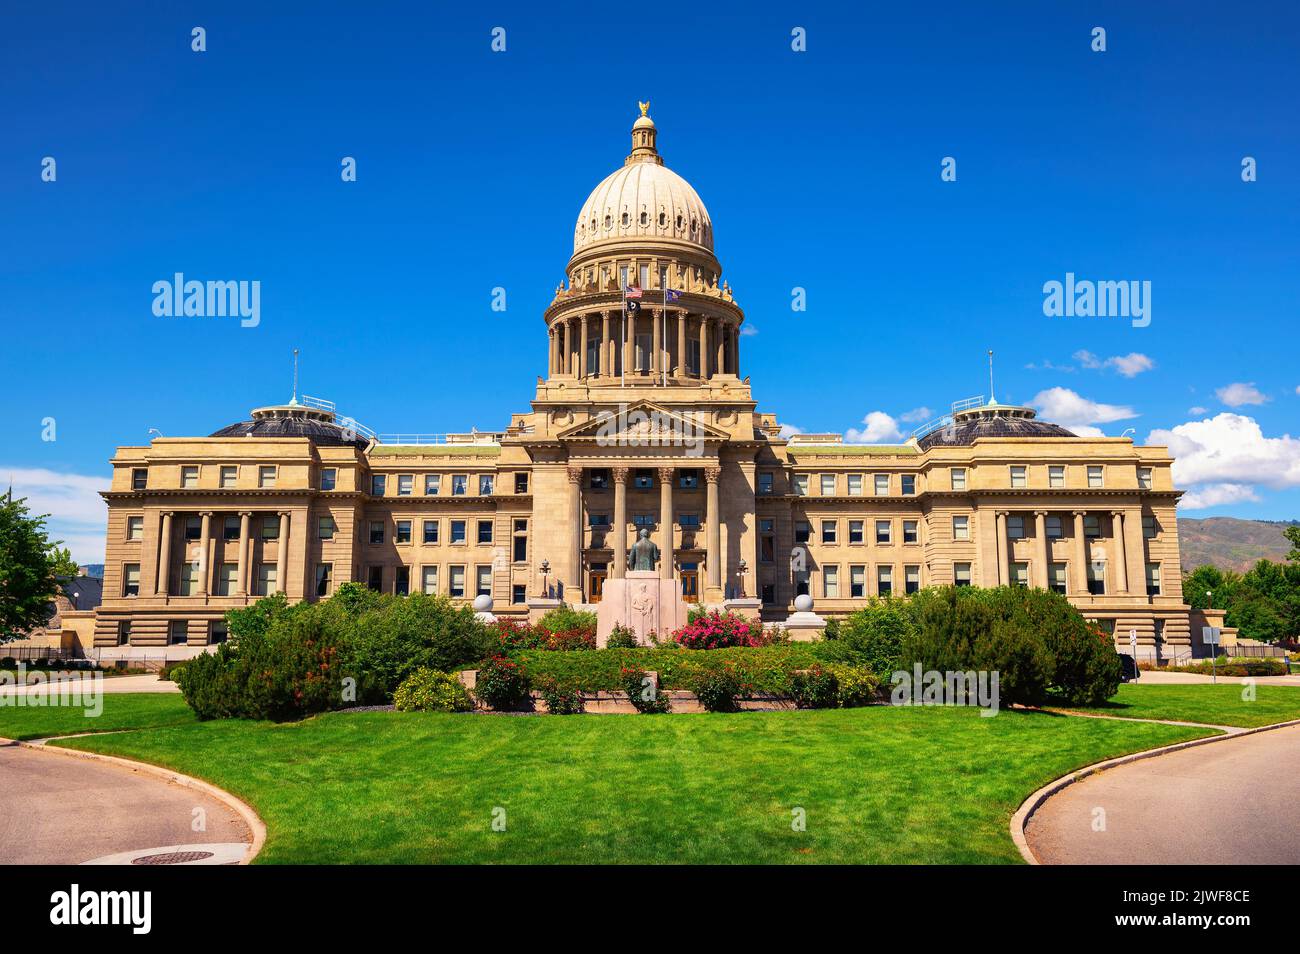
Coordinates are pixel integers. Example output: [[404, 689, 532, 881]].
[[672, 610, 766, 650], [488, 619, 596, 652], [473, 656, 532, 710]]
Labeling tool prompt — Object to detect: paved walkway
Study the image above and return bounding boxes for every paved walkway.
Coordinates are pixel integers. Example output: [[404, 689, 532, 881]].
[[1025, 723, 1300, 864], [0, 673, 180, 695], [0, 741, 250, 864], [1135, 669, 1299, 686]]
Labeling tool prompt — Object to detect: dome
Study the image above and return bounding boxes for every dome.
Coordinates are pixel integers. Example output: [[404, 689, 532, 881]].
[[916, 403, 1075, 450], [210, 402, 371, 449], [572, 109, 713, 256]]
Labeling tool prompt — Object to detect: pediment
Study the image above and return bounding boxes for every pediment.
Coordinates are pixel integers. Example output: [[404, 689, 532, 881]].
[[556, 401, 730, 443]]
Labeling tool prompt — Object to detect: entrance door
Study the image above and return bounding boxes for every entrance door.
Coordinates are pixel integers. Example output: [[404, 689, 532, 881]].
[[589, 564, 607, 603], [680, 561, 698, 601]]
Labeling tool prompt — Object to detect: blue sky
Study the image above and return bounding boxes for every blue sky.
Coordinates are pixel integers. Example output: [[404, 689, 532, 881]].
[[2, 0, 1298, 562]]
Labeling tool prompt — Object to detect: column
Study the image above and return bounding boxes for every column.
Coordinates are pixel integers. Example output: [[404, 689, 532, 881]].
[[705, 466, 722, 590], [995, 511, 1009, 586], [276, 511, 290, 595], [699, 316, 710, 380], [1072, 511, 1089, 595], [155, 511, 173, 596], [612, 466, 629, 579], [1111, 511, 1129, 594], [567, 467, 583, 598], [715, 319, 725, 375], [651, 309, 662, 375], [235, 511, 251, 596], [601, 311, 612, 377], [548, 326, 556, 376], [676, 311, 686, 376], [730, 324, 740, 377], [1033, 511, 1049, 589], [658, 467, 675, 580], [196, 511, 212, 596], [579, 314, 589, 378], [623, 314, 634, 378]]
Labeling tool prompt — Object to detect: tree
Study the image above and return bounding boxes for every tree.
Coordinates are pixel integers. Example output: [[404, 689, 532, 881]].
[[0, 494, 79, 642], [1285, 524, 1300, 564]]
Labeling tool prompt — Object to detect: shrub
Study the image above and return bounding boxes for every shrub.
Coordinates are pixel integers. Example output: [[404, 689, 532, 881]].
[[393, 668, 475, 713], [825, 664, 880, 707], [606, 625, 638, 649], [835, 599, 915, 678], [473, 656, 532, 710], [790, 666, 839, 709], [538, 605, 598, 635], [489, 617, 596, 652], [159, 660, 190, 682], [692, 663, 748, 712], [619, 666, 670, 713], [673, 610, 765, 649], [537, 677, 585, 715]]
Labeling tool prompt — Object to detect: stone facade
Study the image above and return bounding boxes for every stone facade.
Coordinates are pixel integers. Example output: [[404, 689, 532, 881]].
[[91, 108, 1192, 661]]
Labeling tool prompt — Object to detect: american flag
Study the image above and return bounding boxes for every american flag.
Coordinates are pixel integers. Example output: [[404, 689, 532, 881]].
[[624, 284, 643, 299]]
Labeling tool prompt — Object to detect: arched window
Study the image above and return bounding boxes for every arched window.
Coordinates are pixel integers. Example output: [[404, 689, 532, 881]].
[[621, 211, 629, 226], [639, 211, 648, 226]]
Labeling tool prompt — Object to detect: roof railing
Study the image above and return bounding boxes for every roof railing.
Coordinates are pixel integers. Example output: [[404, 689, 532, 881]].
[[909, 415, 954, 440], [300, 395, 337, 412], [950, 395, 986, 413], [375, 432, 505, 446]]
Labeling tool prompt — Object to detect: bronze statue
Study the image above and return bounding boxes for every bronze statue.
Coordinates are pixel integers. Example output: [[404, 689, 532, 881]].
[[628, 527, 659, 571]]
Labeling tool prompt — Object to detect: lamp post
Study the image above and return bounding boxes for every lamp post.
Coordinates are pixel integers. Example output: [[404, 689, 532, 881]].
[[539, 559, 551, 598], [735, 559, 748, 599]]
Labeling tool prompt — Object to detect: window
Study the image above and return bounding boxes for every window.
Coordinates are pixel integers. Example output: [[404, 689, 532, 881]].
[[367, 566, 383, 591], [262, 515, 280, 539], [821, 520, 837, 544], [477, 520, 494, 544], [1010, 466, 1027, 488], [512, 584, 526, 605], [679, 513, 701, 529], [1142, 515, 1157, 538], [168, 620, 188, 645], [371, 474, 387, 496], [452, 475, 468, 496], [952, 515, 969, 541], [1087, 466, 1104, 488], [821, 474, 836, 496], [476, 566, 492, 597], [633, 513, 655, 529], [1049, 563, 1068, 594], [215, 563, 237, 596], [423, 520, 439, 544], [635, 333, 652, 371], [848, 520, 864, 544], [421, 566, 439, 595], [954, 563, 972, 587], [210, 621, 229, 644], [589, 469, 609, 490], [425, 474, 441, 495], [1049, 466, 1065, 488], [847, 474, 863, 496], [903, 520, 918, 544], [319, 468, 336, 491], [514, 473, 529, 494], [758, 472, 774, 495], [876, 520, 891, 544], [513, 520, 527, 562], [258, 564, 277, 596], [479, 475, 494, 495], [904, 565, 921, 594], [127, 515, 144, 540], [369, 521, 385, 545], [1138, 467, 1153, 490], [184, 516, 201, 541], [877, 565, 893, 596], [823, 565, 839, 598], [678, 470, 700, 489], [874, 474, 889, 496], [450, 520, 466, 544], [397, 475, 413, 496], [794, 474, 809, 496], [589, 513, 611, 528], [1010, 562, 1029, 588], [850, 565, 866, 598], [315, 563, 332, 597], [1007, 515, 1025, 539], [214, 515, 234, 541], [760, 519, 775, 563], [794, 521, 811, 544], [1084, 514, 1101, 538], [901, 475, 916, 495], [634, 469, 654, 490], [395, 520, 412, 544], [132, 468, 148, 490], [1046, 515, 1063, 538], [258, 466, 277, 489], [395, 566, 410, 596], [1146, 563, 1162, 596], [761, 583, 776, 605], [449, 565, 466, 598], [117, 621, 132, 645], [950, 468, 967, 491], [181, 466, 199, 488], [1087, 560, 1105, 596], [122, 563, 140, 597], [220, 465, 238, 489]]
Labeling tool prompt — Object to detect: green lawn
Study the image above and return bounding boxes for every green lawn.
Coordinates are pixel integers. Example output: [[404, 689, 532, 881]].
[[1050, 684, 1300, 728], [49, 700, 1216, 864], [0, 693, 195, 741]]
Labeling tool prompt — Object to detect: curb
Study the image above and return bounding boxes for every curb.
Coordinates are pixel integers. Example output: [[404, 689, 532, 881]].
[[0, 735, 266, 865], [1010, 717, 1300, 864]]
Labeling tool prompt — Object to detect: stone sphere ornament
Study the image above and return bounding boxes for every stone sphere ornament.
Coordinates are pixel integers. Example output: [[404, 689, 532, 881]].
[[793, 593, 813, 613], [473, 594, 494, 613]]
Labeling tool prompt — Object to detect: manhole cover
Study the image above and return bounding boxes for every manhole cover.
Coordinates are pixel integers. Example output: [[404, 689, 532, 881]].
[[131, 850, 215, 865]]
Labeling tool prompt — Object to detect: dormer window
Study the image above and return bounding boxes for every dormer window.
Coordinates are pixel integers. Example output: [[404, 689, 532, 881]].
[[621, 211, 629, 226], [675, 214, 683, 230], [639, 211, 648, 226]]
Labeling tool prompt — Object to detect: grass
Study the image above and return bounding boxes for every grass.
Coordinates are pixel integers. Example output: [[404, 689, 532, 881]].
[[47, 699, 1216, 864], [0, 692, 195, 741], [1051, 683, 1300, 728]]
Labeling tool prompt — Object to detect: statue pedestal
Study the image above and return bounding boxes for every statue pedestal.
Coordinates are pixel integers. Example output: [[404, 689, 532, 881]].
[[722, 597, 762, 621], [596, 571, 689, 647], [526, 596, 562, 625]]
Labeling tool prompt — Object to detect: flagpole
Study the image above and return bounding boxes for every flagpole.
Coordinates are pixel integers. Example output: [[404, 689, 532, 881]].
[[621, 282, 627, 389]]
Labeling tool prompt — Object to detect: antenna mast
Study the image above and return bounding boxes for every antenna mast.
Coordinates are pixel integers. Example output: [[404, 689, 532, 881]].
[[291, 349, 300, 404], [987, 350, 995, 404]]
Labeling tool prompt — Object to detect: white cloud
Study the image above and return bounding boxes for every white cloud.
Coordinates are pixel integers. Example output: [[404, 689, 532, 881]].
[[899, 406, 933, 423], [1146, 413, 1300, 492], [1188, 406, 1208, 416], [2, 466, 109, 565], [1179, 483, 1262, 510], [1074, 350, 1103, 369], [1294, 385, 1300, 396], [1216, 382, 1270, 407], [1029, 387, 1137, 436], [845, 411, 903, 443], [777, 423, 803, 439], [1073, 349, 1154, 377], [739, 325, 758, 337]]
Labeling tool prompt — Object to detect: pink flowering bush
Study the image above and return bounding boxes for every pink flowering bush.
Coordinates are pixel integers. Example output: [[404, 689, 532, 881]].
[[672, 610, 767, 650]]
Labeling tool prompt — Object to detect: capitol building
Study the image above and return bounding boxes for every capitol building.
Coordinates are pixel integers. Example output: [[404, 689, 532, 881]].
[[91, 106, 1194, 659]]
